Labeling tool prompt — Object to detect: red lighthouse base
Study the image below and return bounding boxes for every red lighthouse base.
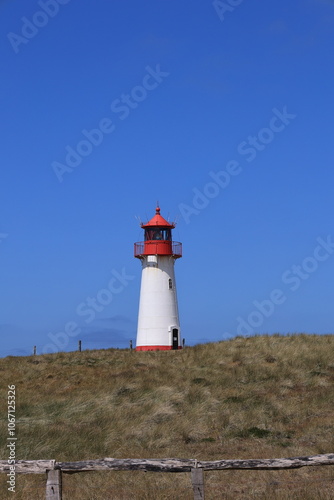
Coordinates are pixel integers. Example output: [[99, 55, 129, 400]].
[[135, 345, 182, 351]]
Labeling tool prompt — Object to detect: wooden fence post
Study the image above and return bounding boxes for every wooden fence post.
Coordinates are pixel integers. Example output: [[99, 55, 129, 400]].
[[46, 469, 62, 500], [191, 466, 205, 500], [78, 340, 82, 352]]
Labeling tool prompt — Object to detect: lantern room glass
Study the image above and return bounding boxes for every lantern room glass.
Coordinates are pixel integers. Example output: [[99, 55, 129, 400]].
[[144, 228, 171, 241]]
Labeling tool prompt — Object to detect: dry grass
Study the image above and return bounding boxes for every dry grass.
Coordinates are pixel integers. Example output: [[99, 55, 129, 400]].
[[0, 334, 334, 499]]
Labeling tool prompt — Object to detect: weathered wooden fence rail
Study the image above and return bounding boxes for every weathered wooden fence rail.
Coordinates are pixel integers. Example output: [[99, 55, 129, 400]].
[[1, 453, 333, 499]]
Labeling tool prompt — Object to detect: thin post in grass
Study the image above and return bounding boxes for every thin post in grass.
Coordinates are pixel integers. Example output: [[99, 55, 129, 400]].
[[78, 340, 82, 352], [46, 469, 62, 500], [191, 462, 205, 499], [130, 340, 133, 350], [33, 346, 36, 356]]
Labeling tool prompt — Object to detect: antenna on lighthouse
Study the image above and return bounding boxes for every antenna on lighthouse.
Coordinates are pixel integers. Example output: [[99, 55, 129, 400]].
[[134, 215, 142, 226]]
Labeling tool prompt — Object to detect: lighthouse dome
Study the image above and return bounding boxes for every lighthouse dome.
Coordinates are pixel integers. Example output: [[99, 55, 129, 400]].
[[141, 206, 175, 229]]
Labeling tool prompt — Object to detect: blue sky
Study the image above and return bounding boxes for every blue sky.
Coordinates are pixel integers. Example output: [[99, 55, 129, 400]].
[[1, 0, 334, 357]]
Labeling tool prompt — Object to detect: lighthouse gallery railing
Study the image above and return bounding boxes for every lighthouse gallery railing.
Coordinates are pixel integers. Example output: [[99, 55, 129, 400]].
[[134, 241, 182, 258]]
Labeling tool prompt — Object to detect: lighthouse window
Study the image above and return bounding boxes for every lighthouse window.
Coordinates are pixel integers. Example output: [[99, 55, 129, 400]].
[[168, 278, 173, 289], [153, 230, 162, 240], [163, 229, 171, 240], [144, 229, 155, 240], [145, 228, 171, 241], [144, 229, 151, 240]]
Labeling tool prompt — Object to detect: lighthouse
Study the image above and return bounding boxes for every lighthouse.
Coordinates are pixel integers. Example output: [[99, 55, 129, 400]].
[[134, 206, 182, 351]]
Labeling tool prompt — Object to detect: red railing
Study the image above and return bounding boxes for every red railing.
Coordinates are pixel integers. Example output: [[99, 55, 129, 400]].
[[134, 241, 182, 258]]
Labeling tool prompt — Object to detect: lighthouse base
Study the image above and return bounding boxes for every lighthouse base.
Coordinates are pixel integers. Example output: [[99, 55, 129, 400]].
[[135, 345, 182, 351]]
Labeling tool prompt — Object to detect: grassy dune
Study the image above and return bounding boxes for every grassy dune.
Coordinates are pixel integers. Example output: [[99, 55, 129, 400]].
[[1, 334, 334, 499]]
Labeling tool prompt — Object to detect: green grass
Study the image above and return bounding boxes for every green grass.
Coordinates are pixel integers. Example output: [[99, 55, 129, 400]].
[[1, 334, 334, 499]]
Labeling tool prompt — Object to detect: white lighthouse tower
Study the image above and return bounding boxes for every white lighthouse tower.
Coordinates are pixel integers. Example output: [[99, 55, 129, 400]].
[[134, 206, 182, 351]]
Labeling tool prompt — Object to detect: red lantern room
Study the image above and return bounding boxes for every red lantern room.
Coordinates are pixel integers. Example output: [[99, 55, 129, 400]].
[[134, 206, 182, 259]]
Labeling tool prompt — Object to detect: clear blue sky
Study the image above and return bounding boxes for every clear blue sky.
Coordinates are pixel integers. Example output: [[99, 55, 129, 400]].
[[1, 0, 334, 357]]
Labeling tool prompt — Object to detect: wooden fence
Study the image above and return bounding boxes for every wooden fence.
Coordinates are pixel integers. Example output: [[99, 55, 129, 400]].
[[1, 453, 334, 499]]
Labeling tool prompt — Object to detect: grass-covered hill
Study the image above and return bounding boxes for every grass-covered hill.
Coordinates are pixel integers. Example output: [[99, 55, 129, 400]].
[[1, 334, 334, 499]]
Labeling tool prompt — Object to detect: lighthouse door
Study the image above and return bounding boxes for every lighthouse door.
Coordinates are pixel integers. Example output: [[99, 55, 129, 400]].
[[172, 329, 179, 350]]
